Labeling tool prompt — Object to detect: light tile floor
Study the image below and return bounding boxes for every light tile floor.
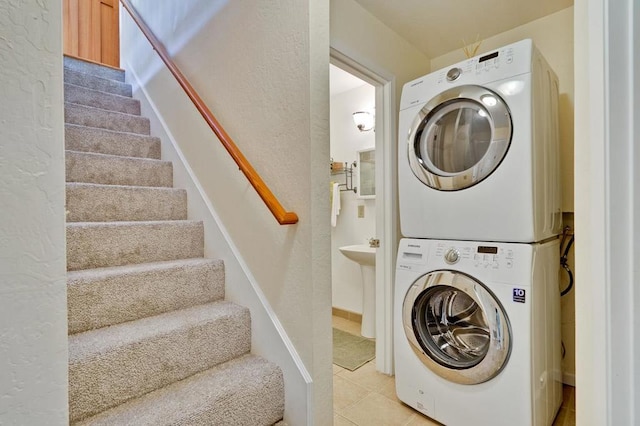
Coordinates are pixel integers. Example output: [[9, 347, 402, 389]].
[[332, 316, 576, 426]]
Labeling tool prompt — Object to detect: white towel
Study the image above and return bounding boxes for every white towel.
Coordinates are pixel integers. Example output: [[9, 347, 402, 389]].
[[331, 182, 341, 227]]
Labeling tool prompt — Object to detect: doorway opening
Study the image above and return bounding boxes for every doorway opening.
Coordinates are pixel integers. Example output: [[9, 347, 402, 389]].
[[330, 49, 396, 375]]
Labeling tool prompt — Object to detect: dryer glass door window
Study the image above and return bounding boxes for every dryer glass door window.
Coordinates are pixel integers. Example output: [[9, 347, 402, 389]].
[[402, 270, 512, 385], [422, 101, 492, 174], [407, 85, 512, 191]]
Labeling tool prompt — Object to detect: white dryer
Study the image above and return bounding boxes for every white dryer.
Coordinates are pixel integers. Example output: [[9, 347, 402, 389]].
[[398, 39, 562, 242], [394, 238, 562, 426]]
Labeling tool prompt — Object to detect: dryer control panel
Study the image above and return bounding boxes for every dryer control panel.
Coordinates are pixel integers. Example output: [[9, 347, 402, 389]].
[[434, 45, 516, 85], [399, 39, 534, 111]]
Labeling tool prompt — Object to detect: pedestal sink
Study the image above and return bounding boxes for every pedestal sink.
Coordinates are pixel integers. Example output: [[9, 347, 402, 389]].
[[339, 245, 376, 338]]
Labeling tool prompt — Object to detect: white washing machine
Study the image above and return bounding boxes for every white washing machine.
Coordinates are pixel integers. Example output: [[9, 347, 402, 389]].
[[394, 238, 562, 426], [398, 39, 562, 242]]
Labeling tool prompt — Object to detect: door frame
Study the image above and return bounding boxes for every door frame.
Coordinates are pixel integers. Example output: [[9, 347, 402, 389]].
[[574, 0, 639, 424], [330, 47, 397, 374]]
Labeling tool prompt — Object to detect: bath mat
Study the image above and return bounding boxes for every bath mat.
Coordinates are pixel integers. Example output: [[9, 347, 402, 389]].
[[332, 328, 375, 371]]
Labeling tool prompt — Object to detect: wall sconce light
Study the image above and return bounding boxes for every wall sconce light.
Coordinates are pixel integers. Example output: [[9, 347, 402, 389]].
[[352, 111, 374, 132]]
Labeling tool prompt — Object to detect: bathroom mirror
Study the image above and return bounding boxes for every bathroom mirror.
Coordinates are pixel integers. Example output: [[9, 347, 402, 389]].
[[357, 147, 375, 199]]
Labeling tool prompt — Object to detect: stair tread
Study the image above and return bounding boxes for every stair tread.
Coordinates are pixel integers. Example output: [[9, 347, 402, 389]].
[[67, 219, 200, 227], [65, 149, 168, 163], [65, 123, 160, 142], [65, 101, 143, 120], [68, 301, 252, 421], [64, 68, 132, 97], [69, 300, 247, 361], [64, 82, 141, 115], [74, 354, 284, 426], [65, 102, 150, 135], [65, 150, 172, 188], [66, 220, 204, 271], [66, 181, 182, 191], [67, 258, 225, 334], [66, 182, 187, 222], [65, 123, 162, 159], [64, 55, 126, 82], [67, 257, 221, 280]]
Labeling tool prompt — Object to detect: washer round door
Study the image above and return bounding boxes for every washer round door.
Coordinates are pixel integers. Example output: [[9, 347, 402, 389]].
[[407, 85, 512, 191], [402, 270, 512, 385]]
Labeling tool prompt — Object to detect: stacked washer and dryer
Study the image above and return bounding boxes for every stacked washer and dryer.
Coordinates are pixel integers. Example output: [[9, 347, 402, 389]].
[[394, 39, 563, 426]]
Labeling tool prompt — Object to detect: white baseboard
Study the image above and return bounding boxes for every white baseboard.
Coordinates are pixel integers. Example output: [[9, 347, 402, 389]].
[[563, 371, 576, 387]]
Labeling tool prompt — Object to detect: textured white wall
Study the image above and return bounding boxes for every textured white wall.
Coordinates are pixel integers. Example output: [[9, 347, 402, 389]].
[[330, 84, 376, 313], [0, 0, 68, 424], [123, 0, 332, 423], [330, 0, 432, 105], [430, 7, 576, 384]]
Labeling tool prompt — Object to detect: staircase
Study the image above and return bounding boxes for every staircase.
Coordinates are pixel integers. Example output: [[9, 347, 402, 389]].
[[64, 56, 285, 425]]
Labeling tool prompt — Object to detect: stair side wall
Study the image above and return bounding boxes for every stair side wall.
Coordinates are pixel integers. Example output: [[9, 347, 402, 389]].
[[121, 8, 320, 422]]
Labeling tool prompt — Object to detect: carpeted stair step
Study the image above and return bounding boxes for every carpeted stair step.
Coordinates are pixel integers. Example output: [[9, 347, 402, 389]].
[[65, 151, 172, 187], [65, 83, 141, 115], [68, 301, 252, 423], [64, 68, 132, 97], [65, 124, 161, 159], [66, 182, 187, 222], [65, 102, 150, 134], [66, 220, 204, 271], [64, 55, 126, 82], [67, 258, 225, 334], [74, 354, 284, 426]]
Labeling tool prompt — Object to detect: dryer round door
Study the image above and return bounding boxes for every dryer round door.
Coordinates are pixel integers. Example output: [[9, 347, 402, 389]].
[[402, 270, 512, 385], [407, 85, 512, 191]]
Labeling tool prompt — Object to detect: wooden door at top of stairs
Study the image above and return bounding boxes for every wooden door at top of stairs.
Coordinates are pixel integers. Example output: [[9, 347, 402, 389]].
[[64, 0, 120, 68]]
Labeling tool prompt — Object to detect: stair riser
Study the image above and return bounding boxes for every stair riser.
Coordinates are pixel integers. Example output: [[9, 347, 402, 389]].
[[69, 305, 251, 422], [64, 56, 125, 82], [66, 183, 187, 222], [66, 221, 204, 271], [65, 103, 150, 135], [66, 151, 172, 187], [65, 68, 132, 97], [65, 124, 161, 159], [65, 83, 141, 115], [67, 260, 225, 334]]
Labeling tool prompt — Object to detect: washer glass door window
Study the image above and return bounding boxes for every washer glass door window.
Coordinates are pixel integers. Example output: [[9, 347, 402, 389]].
[[402, 270, 512, 385], [408, 85, 512, 191]]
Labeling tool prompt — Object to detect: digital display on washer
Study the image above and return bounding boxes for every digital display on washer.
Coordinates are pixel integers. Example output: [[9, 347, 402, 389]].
[[477, 246, 498, 254], [479, 51, 499, 62]]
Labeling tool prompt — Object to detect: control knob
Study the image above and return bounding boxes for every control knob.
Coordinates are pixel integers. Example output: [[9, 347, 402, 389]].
[[446, 67, 462, 81], [444, 248, 460, 264]]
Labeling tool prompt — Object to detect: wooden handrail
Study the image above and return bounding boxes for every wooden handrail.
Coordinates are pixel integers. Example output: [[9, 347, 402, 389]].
[[120, 0, 298, 225]]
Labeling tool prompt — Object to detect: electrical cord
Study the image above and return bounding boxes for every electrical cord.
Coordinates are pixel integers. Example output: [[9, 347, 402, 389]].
[[559, 226, 575, 297], [559, 226, 575, 361]]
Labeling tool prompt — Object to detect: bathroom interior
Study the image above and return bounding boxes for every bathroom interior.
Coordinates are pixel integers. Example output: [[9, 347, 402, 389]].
[[330, 63, 377, 350]]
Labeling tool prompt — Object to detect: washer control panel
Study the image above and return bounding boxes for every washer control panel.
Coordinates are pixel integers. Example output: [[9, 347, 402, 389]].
[[434, 242, 515, 270]]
